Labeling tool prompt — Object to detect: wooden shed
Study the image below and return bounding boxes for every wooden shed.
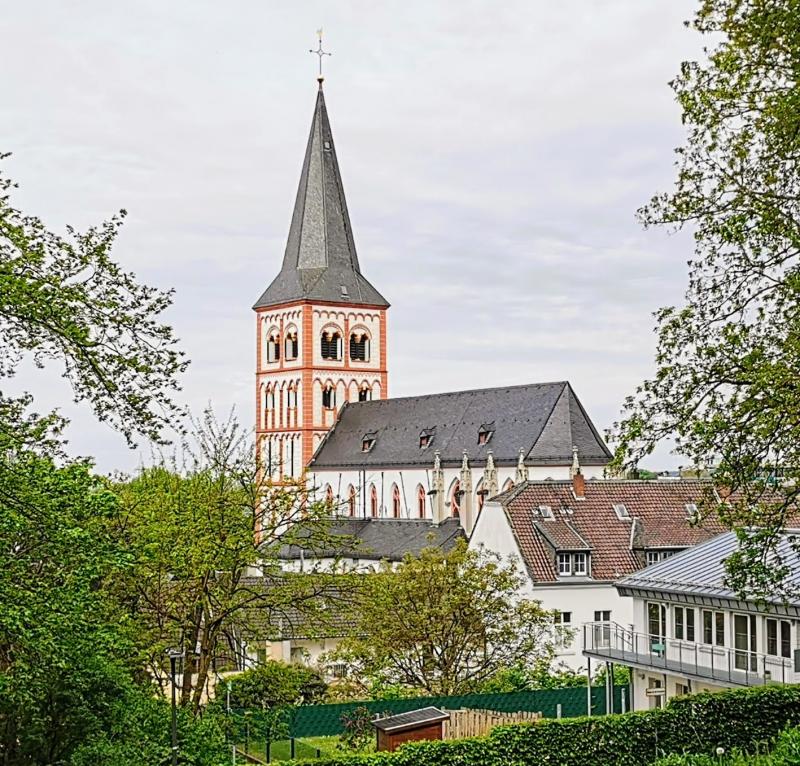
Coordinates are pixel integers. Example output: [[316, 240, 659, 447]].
[[372, 707, 451, 752]]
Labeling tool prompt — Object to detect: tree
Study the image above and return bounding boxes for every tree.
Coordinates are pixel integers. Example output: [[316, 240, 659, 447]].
[[0, 157, 190, 763], [325, 540, 560, 697], [611, 0, 800, 597], [115, 410, 355, 712]]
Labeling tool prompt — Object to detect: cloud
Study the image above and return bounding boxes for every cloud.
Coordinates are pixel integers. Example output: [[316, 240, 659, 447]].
[[2, 0, 700, 472]]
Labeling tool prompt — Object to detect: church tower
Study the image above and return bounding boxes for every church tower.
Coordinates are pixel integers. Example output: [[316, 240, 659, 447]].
[[253, 81, 389, 479]]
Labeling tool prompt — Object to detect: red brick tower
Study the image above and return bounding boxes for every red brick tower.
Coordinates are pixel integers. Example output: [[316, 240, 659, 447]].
[[253, 81, 389, 478]]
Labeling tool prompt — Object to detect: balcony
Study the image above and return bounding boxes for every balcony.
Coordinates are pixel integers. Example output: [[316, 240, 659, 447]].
[[582, 622, 794, 688]]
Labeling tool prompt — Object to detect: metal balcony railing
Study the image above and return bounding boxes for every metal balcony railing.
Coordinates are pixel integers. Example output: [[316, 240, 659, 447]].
[[582, 621, 793, 687]]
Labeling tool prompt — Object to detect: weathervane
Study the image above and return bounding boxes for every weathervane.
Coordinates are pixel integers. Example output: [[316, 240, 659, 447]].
[[309, 28, 332, 82]]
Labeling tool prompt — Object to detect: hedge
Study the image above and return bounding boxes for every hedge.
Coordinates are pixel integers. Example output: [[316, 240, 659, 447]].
[[274, 685, 800, 766]]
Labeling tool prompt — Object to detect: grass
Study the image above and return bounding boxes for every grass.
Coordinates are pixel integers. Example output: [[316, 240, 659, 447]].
[[240, 734, 375, 762]]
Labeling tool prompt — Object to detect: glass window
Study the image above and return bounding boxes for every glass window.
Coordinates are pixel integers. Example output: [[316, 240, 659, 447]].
[[767, 619, 792, 658], [674, 606, 685, 640], [557, 553, 571, 575], [573, 552, 587, 575], [702, 610, 725, 646], [594, 610, 611, 622], [686, 608, 695, 642], [715, 612, 725, 646]]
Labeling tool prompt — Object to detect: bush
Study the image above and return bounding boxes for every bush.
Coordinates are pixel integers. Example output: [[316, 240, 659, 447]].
[[274, 685, 800, 766], [227, 661, 327, 709]]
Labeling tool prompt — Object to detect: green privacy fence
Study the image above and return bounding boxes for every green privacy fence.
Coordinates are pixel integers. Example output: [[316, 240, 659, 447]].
[[230, 685, 630, 739]]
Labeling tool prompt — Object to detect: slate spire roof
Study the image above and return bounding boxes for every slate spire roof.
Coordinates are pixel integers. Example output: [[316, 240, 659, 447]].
[[253, 83, 389, 310]]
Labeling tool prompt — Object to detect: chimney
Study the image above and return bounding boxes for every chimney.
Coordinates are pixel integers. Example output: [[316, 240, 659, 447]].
[[572, 471, 585, 500]]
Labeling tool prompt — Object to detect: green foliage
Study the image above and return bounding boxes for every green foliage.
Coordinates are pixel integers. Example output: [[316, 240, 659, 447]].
[[338, 706, 375, 752], [325, 539, 559, 696], [611, 0, 800, 596], [228, 662, 327, 709], [277, 685, 800, 766], [0, 154, 187, 444]]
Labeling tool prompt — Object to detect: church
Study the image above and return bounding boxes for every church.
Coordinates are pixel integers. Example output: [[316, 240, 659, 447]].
[[253, 78, 611, 533]]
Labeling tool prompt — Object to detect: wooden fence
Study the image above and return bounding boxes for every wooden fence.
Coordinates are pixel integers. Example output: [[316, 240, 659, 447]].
[[442, 707, 542, 740]]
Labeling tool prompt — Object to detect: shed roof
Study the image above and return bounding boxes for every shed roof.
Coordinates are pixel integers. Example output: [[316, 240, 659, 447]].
[[372, 707, 450, 733]]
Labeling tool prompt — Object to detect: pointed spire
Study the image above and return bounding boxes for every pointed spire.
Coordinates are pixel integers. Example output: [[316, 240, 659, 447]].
[[254, 87, 389, 310], [570, 445, 581, 478], [515, 448, 529, 484], [483, 450, 498, 498]]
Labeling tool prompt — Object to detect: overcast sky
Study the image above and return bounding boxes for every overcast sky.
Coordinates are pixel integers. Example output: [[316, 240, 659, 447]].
[[3, 1, 701, 474]]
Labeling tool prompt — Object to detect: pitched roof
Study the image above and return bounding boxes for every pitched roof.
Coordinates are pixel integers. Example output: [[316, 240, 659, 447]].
[[278, 517, 465, 562], [253, 84, 389, 310], [616, 530, 800, 609], [309, 382, 611, 469], [487, 479, 726, 583]]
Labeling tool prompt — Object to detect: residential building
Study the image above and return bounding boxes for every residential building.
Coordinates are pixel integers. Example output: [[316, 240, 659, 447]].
[[583, 530, 800, 710], [469, 473, 724, 668]]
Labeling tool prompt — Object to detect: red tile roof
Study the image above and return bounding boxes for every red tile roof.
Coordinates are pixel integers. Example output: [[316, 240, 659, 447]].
[[497, 479, 726, 583]]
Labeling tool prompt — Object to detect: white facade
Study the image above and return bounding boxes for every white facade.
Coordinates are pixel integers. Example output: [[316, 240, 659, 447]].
[[469, 498, 626, 670], [309, 462, 606, 536]]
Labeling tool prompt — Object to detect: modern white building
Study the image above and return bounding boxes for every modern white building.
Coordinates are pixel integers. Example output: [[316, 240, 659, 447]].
[[583, 530, 800, 710], [470, 474, 724, 669]]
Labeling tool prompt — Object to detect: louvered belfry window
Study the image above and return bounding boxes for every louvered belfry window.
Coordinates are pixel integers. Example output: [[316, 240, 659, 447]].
[[321, 330, 342, 360], [349, 331, 369, 361]]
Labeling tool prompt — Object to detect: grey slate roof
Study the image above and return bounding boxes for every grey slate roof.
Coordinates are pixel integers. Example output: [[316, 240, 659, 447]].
[[253, 85, 389, 310], [616, 530, 800, 609], [309, 382, 611, 469], [373, 707, 450, 733], [279, 517, 464, 562]]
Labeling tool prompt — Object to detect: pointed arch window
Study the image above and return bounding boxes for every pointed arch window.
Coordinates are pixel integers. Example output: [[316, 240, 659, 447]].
[[266, 328, 281, 363], [370, 485, 378, 517], [321, 329, 342, 360], [349, 331, 370, 362], [451, 480, 462, 518], [325, 485, 334, 508], [358, 384, 371, 402], [348, 485, 357, 517], [285, 329, 299, 361], [417, 485, 426, 518], [392, 484, 401, 518]]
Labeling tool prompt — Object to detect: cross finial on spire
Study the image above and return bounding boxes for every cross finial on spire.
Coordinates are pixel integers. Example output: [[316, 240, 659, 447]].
[[309, 28, 332, 84]]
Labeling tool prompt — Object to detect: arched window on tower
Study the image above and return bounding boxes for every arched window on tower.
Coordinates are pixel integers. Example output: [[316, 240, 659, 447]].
[[321, 329, 342, 360], [358, 383, 371, 402], [417, 485, 426, 518], [349, 331, 370, 362], [392, 484, 401, 518], [370, 484, 378, 517], [322, 384, 336, 410], [324, 484, 334, 510], [502, 478, 515, 493], [285, 328, 299, 360], [451, 480, 462, 518], [347, 485, 357, 517], [266, 328, 280, 363]]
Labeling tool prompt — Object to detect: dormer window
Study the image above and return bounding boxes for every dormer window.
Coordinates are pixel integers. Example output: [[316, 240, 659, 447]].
[[646, 548, 682, 567], [538, 505, 554, 519], [419, 428, 435, 449], [349, 331, 370, 362], [557, 551, 590, 577], [613, 503, 630, 520], [361, 432, 377, 453], [477, 423, 494, 446], [685, 503, 699, 520]]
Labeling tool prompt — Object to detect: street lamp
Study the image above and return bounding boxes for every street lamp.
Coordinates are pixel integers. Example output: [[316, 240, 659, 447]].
[[165, 648, 184, 766]]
